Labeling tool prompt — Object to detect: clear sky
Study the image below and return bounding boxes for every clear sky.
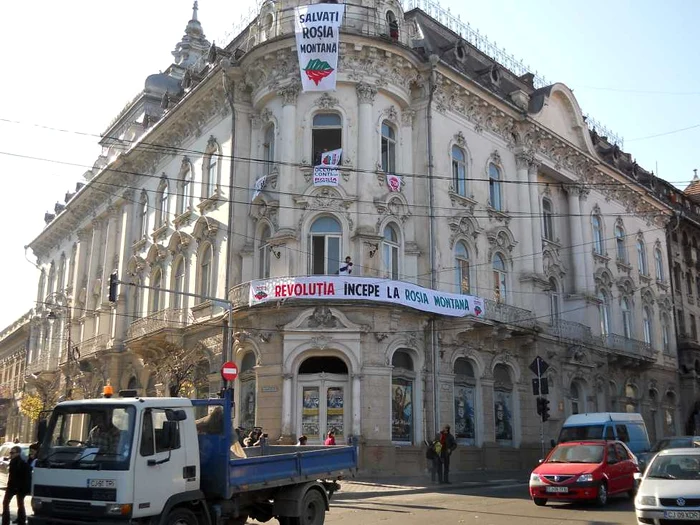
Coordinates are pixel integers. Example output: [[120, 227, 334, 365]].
[[1, 0, 699, 329]]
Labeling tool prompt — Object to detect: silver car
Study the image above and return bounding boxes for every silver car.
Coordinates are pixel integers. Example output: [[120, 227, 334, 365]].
[[638, 436, 700, 473]]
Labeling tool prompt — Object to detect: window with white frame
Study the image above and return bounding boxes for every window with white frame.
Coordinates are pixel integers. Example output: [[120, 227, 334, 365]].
[[203, 141, 219, 198], [621, 297, 632, 338], [455, 242, 470, 294], [592, 215, 604, 255], [263, 124, 275, 176], [258, 225, 272, 279], [489, 163, 502, 211], [643, 306, 653, 345], [662, 313, 671, 352], [655, 248, 664, 280], [381, 121, 396, 173], [382, 224, 400, 280], [542, 198, 554, 241], [178, 164, 192, 215], [599, 290, 611, 336], [310, 216, 342, 275], [571, 382, 581, 415], [615, 225, 626, 262], [549, 278, 560, 324], [57, 254, 66, 291], [150, 269, 162, 314], [172, 257, 185, 310], [198, 244, 212, 299], [637, 239, 648, 275], [312, 113, 342, 166], [493, 253, 507, 303], [451, 146, 467, 197], [157, 179, 169, 228], [140, 193, 149, 238]]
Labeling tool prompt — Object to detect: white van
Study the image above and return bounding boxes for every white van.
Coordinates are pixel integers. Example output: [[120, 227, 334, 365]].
[[556, 412, 651, 455]]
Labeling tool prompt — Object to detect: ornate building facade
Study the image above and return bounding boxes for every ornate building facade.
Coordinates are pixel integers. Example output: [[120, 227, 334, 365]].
[[0, 312, 31, 441], [24, 0, 680, 473]]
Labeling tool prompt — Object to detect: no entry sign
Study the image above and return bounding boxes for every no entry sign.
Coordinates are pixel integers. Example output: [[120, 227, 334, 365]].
[[220, 361, 238, 382]]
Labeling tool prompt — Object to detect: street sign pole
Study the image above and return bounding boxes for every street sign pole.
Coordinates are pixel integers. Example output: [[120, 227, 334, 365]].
[[537, 358, 544, 459]]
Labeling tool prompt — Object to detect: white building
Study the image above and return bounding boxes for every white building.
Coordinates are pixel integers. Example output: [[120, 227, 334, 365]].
[[25, 0, 679, 473]]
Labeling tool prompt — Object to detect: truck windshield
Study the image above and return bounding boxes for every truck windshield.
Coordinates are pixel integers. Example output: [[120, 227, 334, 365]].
[[558, 425, 604, 442], [37, 404, 135, 471]]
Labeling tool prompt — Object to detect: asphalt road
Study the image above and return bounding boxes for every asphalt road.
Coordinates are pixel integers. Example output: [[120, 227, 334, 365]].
[[250, 482, 637, 525]]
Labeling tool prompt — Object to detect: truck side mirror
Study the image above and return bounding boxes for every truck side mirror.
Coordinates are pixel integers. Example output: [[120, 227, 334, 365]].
[[37, 419, 48, 445], [165, 409, 187, 422]]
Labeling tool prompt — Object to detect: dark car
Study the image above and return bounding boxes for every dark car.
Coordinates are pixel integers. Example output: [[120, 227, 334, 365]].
[[638, 436, 700, 472]]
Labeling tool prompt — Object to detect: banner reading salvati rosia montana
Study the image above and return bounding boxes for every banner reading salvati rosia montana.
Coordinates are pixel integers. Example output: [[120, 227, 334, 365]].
[[294, 4, 345, 92], [249, 276, 485, 318]]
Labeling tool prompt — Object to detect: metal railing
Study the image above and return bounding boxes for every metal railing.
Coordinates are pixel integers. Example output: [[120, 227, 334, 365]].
[[75, 334, 108, 360], [26, 353, 59, 375], [482, 299, 536, 329], [127, 308, 188, 340]]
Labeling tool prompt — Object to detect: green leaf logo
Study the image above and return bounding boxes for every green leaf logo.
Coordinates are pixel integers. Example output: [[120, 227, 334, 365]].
[[304, 59, 334, 85]]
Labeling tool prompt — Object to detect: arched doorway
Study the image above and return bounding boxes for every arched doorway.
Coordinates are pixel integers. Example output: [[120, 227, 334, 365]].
[[297, 356, 349, 444]]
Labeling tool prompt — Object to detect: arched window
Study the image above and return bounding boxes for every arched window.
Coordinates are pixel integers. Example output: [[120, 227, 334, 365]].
[[625, 384, 638, 413], [489, 163, 502, 211], [239, 352, 257, 434], [451, 146, 467, 197], [621, 297, 632, 338], [263, 124, 275, 176], [615, 225, 626, 262], [571, 382, 581, 415], [492, 253, 507, 303], [150, 269, 162, 314], [140, 193, 149, 238], [132, 277, 142, 320], [47, 263, 56, 297], [57, 254, 66, 291], [664, 392, 676, 435], [654, 248, 664, 280], [312, 113, 342, 166], [549, 278, 560, 324], [172, 257, 185, 310], [391, 350, 414, 443], [662, 313, 671, 353], [637, 239, 648, 275], [643, 306, 653, 345], [542, 198, 554, 241], [178, 163, 192, 215], [157, 179, 169, 228], [382, 224, 400, 280], [198, 244, 212, 298], [592, 215, 604, 254], [37, 270, 46, 304], [386, 10, 399, 40], [455, 242, 470, 294], [688, 271, 694, 295], [203, 140, 220, 198], [310, 216, 342, 275], [493, 364, 513, 444], [381, 121, 396, 174], [258, 225, 271, 279], [599, 290, 611, 336], [453, 358, 476, 444]]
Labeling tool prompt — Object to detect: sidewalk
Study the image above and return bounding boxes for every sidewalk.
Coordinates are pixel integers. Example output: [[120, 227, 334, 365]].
[[336, 469, 531, 498]]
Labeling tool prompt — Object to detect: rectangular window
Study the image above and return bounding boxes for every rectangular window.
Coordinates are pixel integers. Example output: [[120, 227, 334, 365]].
[[312, 114, 342, 166], [311, 235, 341, 275], [140, 411, 155, 457], [691, 314, 698, 341], [391, 378, 413, 443], [458, 260, 470, 294], [454, 386, 475, 444]]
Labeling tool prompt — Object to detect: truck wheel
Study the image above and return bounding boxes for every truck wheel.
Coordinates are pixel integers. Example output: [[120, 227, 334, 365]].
[[300, 490, 325, 525], [166, 507, 198, 525]]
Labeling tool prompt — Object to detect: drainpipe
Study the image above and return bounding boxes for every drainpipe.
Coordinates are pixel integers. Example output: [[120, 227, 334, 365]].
[[221, 60, 237, 367], [427, 55, 440, 437]]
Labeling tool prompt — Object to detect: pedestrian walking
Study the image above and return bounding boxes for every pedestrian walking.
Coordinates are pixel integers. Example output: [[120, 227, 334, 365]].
[[324, 431, 336, 446], [2, 446, 30, 525], [433, 425, 457, 484]]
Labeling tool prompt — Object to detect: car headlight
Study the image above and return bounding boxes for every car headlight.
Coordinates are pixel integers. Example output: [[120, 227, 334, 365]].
[[106, 504, 133, 516], [637, 495, 657, 506], [530, 473, 541, 483], [577, 474, 594, 483]]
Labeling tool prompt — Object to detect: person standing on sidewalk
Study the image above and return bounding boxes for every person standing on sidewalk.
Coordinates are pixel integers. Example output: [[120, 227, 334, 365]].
[[434, 425, 457, 484], [2, 446, 30, 525]]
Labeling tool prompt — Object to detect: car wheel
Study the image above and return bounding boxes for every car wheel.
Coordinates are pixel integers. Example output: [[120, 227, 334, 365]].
[[595, 481, 608, 506], [533, 498, 547, 507]]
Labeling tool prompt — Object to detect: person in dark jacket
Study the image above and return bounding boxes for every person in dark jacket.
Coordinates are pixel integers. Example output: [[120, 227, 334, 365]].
[[2, 446, 29, 525], [433, 425, 457, 484]]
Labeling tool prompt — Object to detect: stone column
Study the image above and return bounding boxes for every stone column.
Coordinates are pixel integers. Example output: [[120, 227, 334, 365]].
[[352, 373, 362, 438], [515, 153, 535, 274], [85, 220, 104, 337], [567, 186, 587, 295], [356, 82, 377, 233], [578, 189, 593, 294], [115, 191, 135, 344], [281, 373, 293, 437], [99, 206, 121, 337], [527, 160, 543, 274]]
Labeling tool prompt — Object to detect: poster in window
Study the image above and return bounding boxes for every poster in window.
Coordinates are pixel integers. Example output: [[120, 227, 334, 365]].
[[454, 386, 475, 442], [494, 392, 513, 442], [240, 380, 256, 434], [302, 387, 320, 439], [326, 387, 344, 438], [391, 379, 413, 442]]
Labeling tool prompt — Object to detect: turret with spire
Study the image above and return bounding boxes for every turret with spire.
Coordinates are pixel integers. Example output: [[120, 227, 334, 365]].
[[171, 1, 211, 76]]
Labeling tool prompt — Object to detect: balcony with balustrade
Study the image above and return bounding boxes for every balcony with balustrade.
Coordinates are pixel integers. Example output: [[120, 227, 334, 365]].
[[126, 308, 190, 347]]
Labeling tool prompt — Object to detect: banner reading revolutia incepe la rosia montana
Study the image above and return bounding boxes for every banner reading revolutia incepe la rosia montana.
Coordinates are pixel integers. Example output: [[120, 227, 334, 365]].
[[294, 4, 345, 92]]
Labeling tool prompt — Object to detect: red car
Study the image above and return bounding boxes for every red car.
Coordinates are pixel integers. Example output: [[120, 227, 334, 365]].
[[529, 440, 638, 506]]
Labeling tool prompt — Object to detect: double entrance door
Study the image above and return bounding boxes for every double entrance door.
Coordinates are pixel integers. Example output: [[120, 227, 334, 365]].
[[298, 373, 348, 444]]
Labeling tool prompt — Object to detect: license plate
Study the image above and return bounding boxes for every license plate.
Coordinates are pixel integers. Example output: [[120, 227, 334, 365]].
[[664, 511, 700, 520], [545, 486, 569, 493], [88, 479, 116, 489]]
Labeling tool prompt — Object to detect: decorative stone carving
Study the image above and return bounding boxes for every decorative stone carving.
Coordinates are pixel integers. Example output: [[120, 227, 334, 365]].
[[356, 82, 377, 104], [384, 105, 398, 122], [295, 187, 355, 232], [309, 335, 333, 350], [487, 227, 517, 254], [307, 306, 338, 328], [277, 82, 300, 105], [447, 215, 481, 248], [401, 110, 415, 127], [315, 93, 339, 109], [454, 131, 466, 147]]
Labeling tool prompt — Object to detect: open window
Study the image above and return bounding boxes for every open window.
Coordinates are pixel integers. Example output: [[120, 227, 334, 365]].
[[312, 114, 342, 166]]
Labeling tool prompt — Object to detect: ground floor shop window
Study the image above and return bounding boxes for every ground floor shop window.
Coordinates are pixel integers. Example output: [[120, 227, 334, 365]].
[[391, 378, 412, 442], [454, 386, 475, 444], [298, 356, 348, 444]]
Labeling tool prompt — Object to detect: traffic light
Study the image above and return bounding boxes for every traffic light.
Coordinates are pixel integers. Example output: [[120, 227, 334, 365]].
[[542, 398, 551, 422], [108, 271, 119, 303], [536, 396, 544, 416]]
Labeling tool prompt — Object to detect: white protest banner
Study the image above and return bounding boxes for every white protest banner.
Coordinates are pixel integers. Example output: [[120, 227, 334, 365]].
[[252, 175, 267, 201], [248, 276, 485, 318], [320, 148, 342, 167], [386, 174, 402, 192], [295, 4, 345, 92], [313, 166, 341, 187]]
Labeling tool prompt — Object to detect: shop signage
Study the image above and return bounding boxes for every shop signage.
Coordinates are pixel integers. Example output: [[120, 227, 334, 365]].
[[248, 276, 485, 318], [294, 4, 345, 92]]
